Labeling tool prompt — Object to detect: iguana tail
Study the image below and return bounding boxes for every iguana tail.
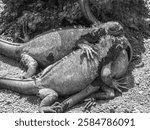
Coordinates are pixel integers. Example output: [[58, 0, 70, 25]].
[[0, 38, 20, 58], [79, 0, 100, 24], [0, 77, 38, 95]]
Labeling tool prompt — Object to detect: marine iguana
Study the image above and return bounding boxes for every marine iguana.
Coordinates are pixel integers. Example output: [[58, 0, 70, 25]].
[[0, 33, 132, 113], [0, 21, 123, 78]]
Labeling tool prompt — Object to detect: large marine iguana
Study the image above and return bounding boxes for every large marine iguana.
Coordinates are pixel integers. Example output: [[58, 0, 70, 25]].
[[0, 32, 132, 113], [0, 21, 123, 78]]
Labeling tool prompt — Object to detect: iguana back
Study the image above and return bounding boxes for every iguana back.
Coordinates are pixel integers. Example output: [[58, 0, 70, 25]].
[[0, 27, 90, 78]]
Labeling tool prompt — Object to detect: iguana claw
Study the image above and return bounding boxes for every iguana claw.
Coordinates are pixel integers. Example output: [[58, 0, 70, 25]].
[[83, 45, 97, 60], [40, 102, 63, 113], [79, 43, 98, 60], [83, 98, 96, 112], [111, 77, 129, 94]]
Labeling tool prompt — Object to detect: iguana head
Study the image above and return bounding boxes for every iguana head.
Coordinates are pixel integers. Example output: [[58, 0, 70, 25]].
[[91, 21, 124, 38], [100, 39, 132, 93], [80, 21, 124, 44]]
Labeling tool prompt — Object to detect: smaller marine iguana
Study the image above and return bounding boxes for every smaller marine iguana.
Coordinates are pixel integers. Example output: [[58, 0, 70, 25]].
[[0, 21, 123, 78], [0, 32, 132, 112]]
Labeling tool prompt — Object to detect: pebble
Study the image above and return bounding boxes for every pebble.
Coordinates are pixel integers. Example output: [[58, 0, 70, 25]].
[[132, 108, 140, 113], [138, 91, 143, 94]]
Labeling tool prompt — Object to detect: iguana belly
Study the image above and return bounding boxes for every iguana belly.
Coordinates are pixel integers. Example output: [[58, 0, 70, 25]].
[[38, 49, 99, 96], [21, 28, 90, 67]]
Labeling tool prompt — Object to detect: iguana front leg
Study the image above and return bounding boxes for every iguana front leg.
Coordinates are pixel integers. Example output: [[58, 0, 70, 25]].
[[38, 88, 59, 113], [39, 85, 100, 113], [21, 53, 38, 78], [77, 40, 98, 59]]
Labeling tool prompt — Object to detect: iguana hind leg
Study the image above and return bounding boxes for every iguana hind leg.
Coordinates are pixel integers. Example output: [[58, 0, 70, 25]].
[[40, 85, 100, 113], [21, 53, 38, 79], [38, 88, 58, 113], [91, 85, 115, 100], [83, 85, 115, 112]]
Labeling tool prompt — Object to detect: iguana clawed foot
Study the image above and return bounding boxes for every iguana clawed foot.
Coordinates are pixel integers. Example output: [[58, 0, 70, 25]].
[[83, 98, 96, 112], [78, 42, 98, 60], [111, 77, 129, 94], [40, 102, 63, 113], [20, 53, 38, 79]]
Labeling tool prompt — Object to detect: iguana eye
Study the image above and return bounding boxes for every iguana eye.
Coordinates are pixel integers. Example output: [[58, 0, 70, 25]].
[[105, 22, 124, 36]]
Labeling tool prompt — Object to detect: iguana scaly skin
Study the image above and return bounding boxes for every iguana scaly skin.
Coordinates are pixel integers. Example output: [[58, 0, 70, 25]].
[[0, 22, 123, 78], [0, 30, 132, 112]]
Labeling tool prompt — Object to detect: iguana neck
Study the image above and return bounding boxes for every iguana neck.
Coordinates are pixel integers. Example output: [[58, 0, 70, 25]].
[[0, 39, 20, 58]]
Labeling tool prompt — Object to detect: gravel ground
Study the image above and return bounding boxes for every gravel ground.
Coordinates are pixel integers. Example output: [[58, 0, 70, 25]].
[[0, 1, 150, 113]]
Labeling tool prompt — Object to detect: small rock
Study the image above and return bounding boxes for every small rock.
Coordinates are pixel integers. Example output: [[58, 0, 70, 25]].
[[138, 91, 143, 94], [135, 62, 144, 68], [132, 108, 140, 113], [110, 108, 115, 113]]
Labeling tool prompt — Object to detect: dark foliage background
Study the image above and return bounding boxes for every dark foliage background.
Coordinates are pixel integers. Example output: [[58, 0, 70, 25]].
[[0, 0, 150, 42]]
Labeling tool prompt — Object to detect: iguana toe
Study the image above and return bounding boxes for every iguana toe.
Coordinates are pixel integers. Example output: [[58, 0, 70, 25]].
[[79, 42, 98, 60], [83, 98, 96, 112], [111, 77, 129, 94], [40, 102, 63, 113], [39, 106, 57, 113]]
